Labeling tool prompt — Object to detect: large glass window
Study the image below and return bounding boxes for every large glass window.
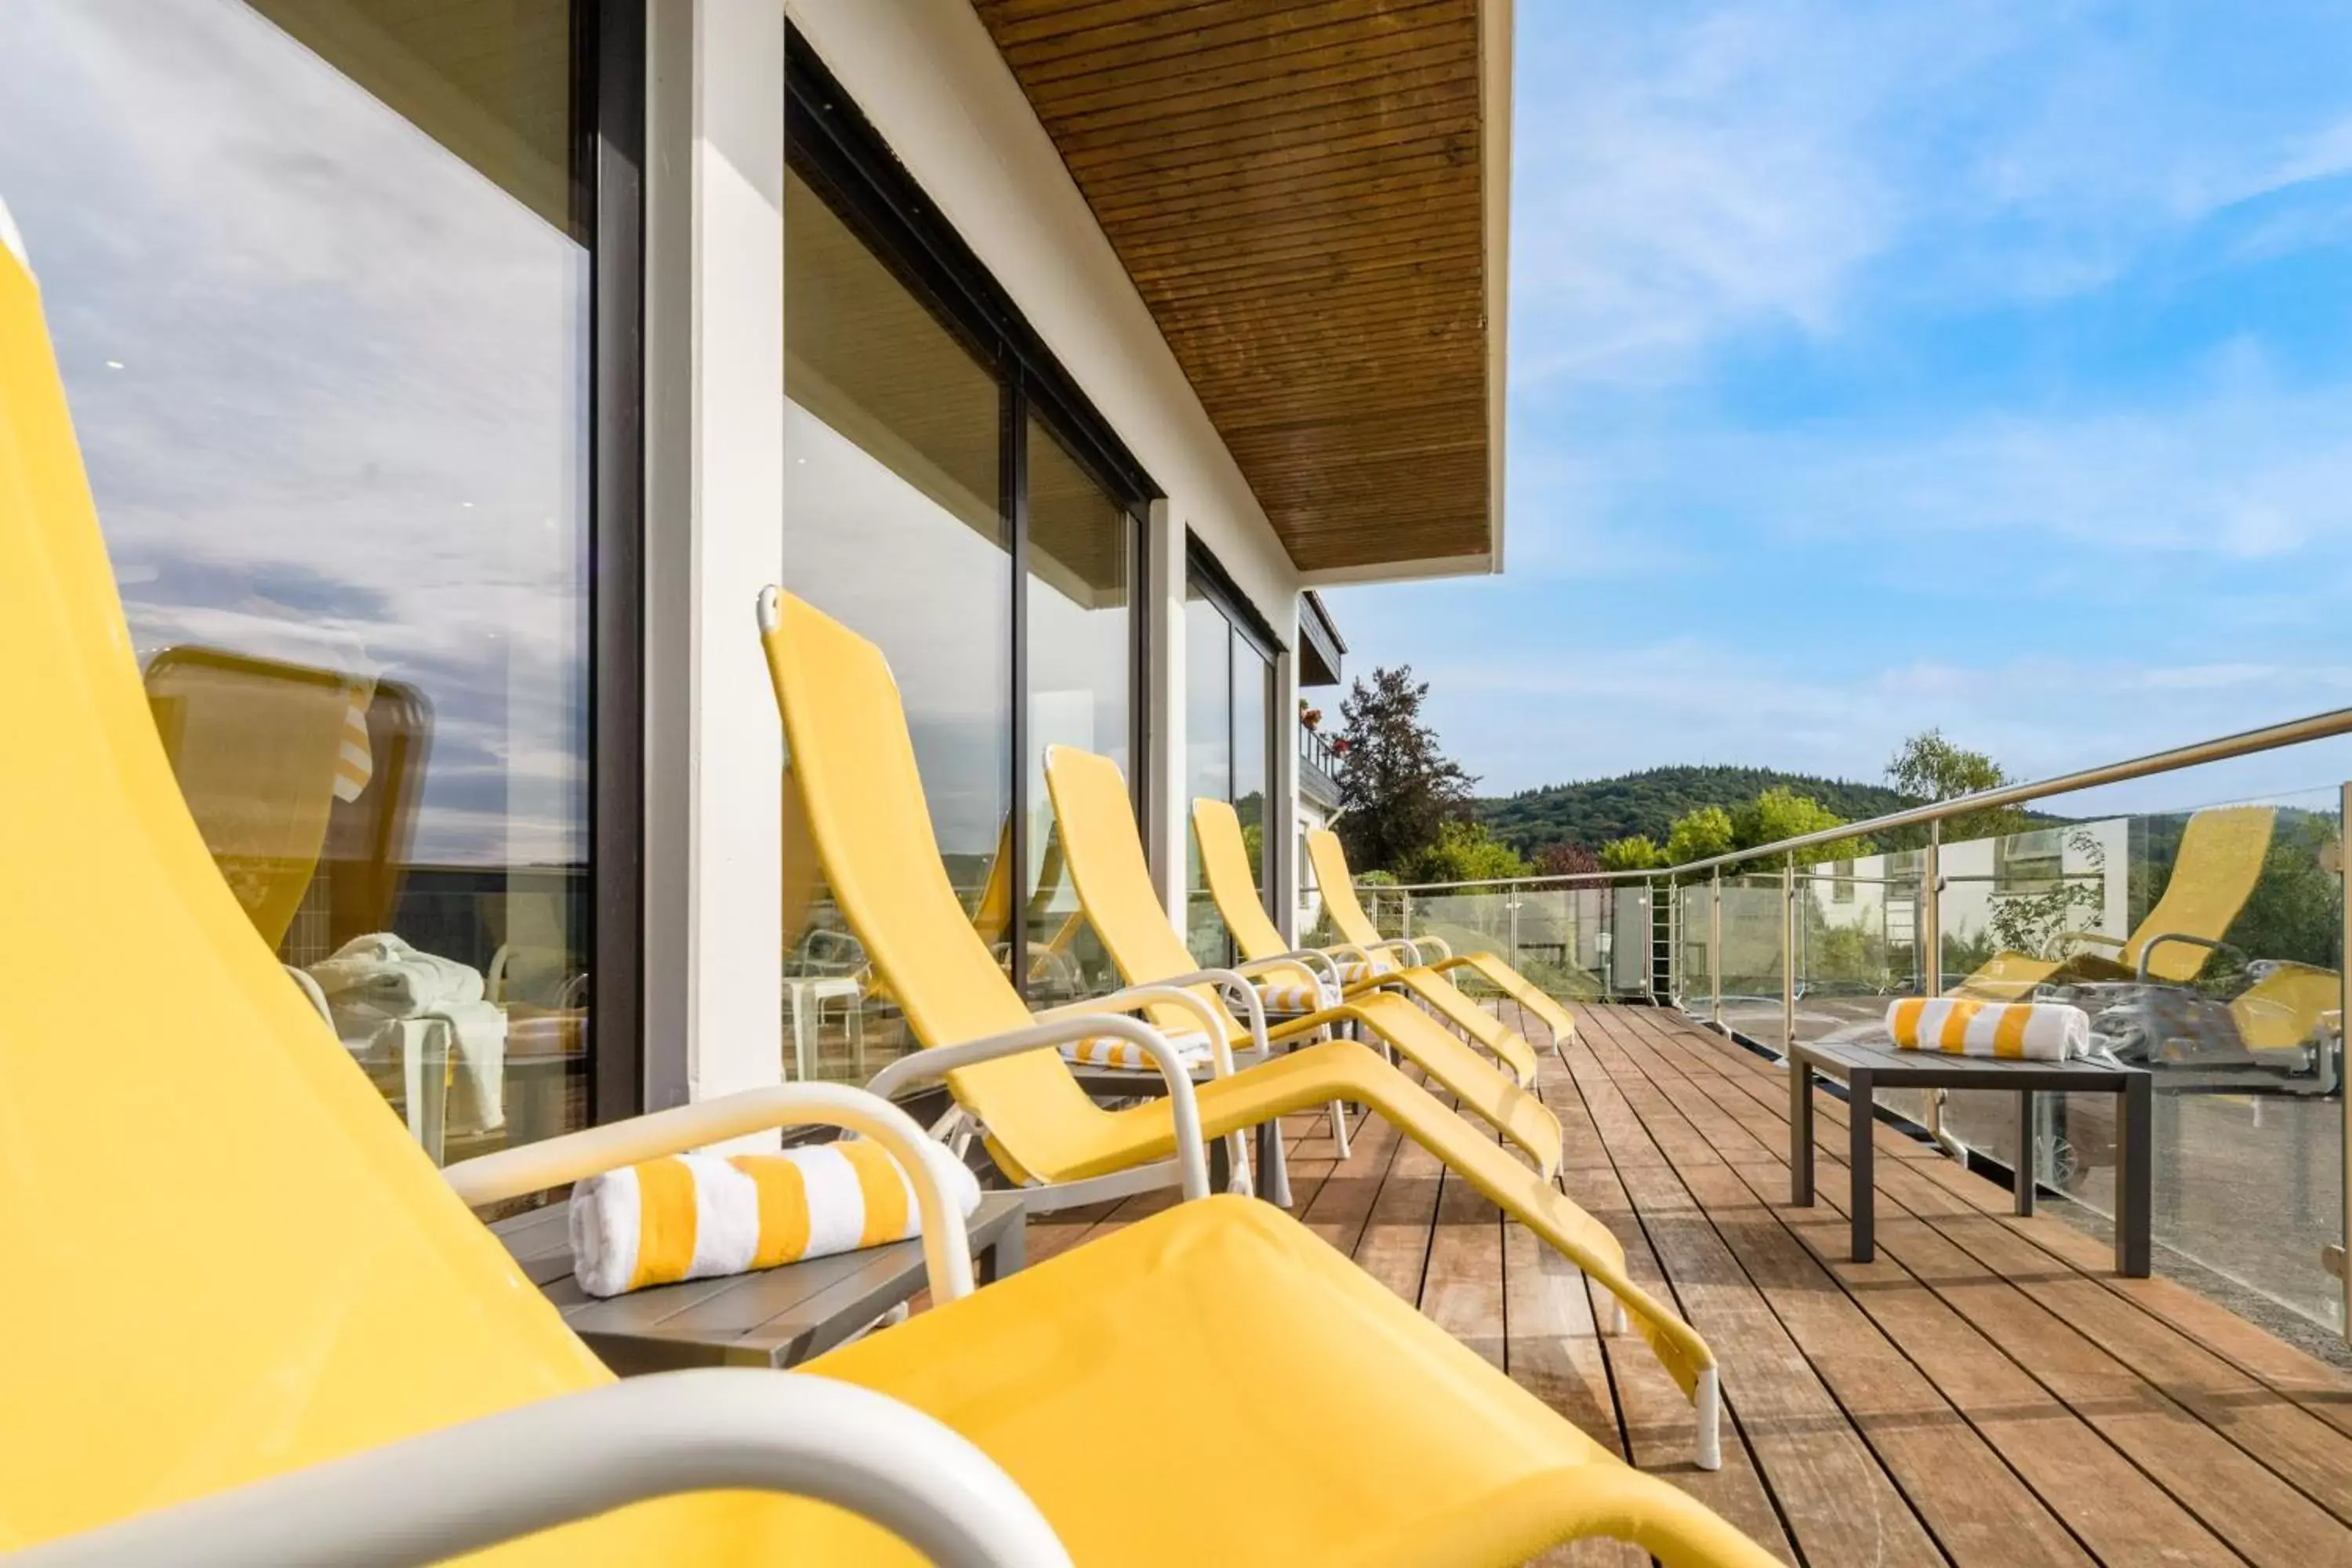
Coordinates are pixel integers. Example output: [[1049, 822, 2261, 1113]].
[[1026, 416, 1134, 1003], [1185, 575, 1279, 967], [783, 166, 1011, 915], [779, 41, 1152, 1080], [0, 0, 604, 1166], [1185, 589, 1235, 965]]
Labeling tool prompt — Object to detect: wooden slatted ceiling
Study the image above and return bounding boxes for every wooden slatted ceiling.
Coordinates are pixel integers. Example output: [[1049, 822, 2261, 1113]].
[[973, 0, 1497, 575]]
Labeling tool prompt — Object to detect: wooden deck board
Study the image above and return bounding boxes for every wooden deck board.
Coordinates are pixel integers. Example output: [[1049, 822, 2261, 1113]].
[[1599, 1005, 2352, 1563], [966, 1001, 2352, 1564]]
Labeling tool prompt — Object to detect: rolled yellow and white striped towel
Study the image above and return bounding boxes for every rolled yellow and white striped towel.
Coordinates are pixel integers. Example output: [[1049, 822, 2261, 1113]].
[[1886, 997, 2089, 1062], [570, 1140, 982, 1298], [1059, 1029, 1217, 1073], [1254, 978, 1341, 1015], [1336, 958, 1395, 986]]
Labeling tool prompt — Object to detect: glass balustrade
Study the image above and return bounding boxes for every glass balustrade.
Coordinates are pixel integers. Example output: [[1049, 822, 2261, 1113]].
[[1363, 775, 2344, 1334]]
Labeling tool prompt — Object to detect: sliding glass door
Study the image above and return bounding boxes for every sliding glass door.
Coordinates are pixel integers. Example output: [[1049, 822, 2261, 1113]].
[[779, 37, 1152, 1079]]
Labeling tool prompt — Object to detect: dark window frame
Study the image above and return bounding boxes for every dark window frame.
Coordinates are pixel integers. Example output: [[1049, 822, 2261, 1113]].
[[787, 30, 1156, 1000], [587, 0, 648, 1124], [1184, 535, 1285, 922]]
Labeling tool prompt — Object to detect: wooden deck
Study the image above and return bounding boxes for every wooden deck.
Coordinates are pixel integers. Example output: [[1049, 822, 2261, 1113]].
[[1025, 1004, 2352, 1566]]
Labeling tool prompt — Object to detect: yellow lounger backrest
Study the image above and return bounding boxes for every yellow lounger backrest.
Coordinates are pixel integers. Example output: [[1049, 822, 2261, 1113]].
[[1043, 745, 1238, 1036], [2230, 962, 2341, 1054], [2125, 805, 2276, 982], [0, 212, 872, 1560], [1306, 827, 1386, 949], [761, 594, 1115, 1179], [1192, 796, 1290, 962]]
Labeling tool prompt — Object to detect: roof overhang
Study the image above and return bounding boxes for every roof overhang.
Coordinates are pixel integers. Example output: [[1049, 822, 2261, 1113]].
[[974, 1, 1511, 583], [1298, 590, 1348, 688]]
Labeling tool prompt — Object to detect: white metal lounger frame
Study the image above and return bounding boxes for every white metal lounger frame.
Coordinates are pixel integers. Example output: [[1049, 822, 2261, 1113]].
[[8, 1370, 1069, 1568], [8, 1086, 1072, 1568], [865, 1001, 1233, 1213]]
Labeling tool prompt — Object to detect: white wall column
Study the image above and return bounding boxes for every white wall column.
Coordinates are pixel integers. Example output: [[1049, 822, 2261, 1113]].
[[641, 0, 785, 1123], [1145, 498, 1186, 924]]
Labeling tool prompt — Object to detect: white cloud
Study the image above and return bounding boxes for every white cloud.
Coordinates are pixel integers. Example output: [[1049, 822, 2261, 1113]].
[[1509, 1, 2352, 389], [0, 0, 592, 865]]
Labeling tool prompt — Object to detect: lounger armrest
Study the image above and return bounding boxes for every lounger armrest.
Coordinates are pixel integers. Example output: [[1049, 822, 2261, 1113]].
[[863, 1016, 1212, 1201], [441, 1084, 981, 1302], [1412, 935, 1454, 961], [1137, 968, 1271, 1060], [1236, 949, 1341, 985], [2133, 931, 2245, 983], [4, 1369, 1068, 1568], [1040, 984, 1248, 1076], [2056, 930, 2126, 951], [1335, 936, 1425, 967]]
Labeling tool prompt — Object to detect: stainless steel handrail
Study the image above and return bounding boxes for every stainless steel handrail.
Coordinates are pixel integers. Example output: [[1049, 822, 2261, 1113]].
[[1367, 702, 2352, 896], [1671, 705, 2352, 875]]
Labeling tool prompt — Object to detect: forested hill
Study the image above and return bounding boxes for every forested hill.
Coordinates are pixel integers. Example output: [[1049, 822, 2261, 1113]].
[[1476, 766, 1915, 854]]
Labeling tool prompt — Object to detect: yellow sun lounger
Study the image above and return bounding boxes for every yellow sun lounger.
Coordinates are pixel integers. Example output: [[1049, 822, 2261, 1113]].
[[756, 590, 1722, 1465], [1952, 805, 2276, 1000], [0, 220, 1780, 1566], [1307, 826, 1585, 1051], [1050, 745, 1556, 1163], [1196, 796, 1542, 1085]]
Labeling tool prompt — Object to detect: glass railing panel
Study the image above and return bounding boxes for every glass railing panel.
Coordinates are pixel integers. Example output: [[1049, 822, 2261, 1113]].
[[1929, 788, 2344, 1330], [1707, 873, 1791, 1040]]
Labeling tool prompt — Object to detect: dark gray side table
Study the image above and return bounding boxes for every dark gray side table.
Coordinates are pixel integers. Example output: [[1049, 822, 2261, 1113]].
[[491, 1192, 1026, 1374], [1789, 1036, 2152, 1276]]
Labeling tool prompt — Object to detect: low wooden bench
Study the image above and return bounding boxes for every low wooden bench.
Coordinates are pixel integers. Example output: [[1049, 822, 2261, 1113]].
[[490, 1193, 1027, 1374]]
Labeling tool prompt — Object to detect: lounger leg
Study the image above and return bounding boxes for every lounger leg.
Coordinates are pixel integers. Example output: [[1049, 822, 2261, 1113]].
[[1328, 1099, 1352, 1159], [1258, 1116, 1292, 1207], [1693, 1367, 1722, 1472]]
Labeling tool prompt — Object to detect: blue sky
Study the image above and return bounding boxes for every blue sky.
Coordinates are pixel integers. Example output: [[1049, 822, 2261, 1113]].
[[1324, 0, 2352, 816]]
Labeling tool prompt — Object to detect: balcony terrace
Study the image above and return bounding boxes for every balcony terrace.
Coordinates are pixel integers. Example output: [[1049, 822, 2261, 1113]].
[[1029, 1003, 2352, 1565]]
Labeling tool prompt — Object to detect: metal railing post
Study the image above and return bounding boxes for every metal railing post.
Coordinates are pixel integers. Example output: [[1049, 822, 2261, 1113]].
[[2340, 781, 2350, 1338], [1781, 856, 1797, 1054], [1507, 887, 1521, 971], [1922, 819, 1950, 1151], [1400, 889, 1414, 942], [1710, 869, 1723, 1027], [1923, 819, 1943, 996]]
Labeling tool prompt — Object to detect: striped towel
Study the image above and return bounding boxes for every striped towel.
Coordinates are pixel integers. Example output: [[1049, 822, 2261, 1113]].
[[1059, 1029, 1216, 1072], [1255, 978, 1341, 1014], [332, 685, 373, 804], [1887, 997, 2089, 1062], [1336, 957, 1394, 986], [571, 1141, 982, 1298]]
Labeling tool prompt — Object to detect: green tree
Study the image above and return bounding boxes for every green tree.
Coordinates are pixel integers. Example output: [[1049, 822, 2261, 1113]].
[[1664, 804, 1735, 863], [1731, 786, 1870, 862], [1882, 730, 2027, 848], [1534, 841, 1601, 877], [2222, 813, 2344, 974], [1599, 835, 1665, 870], [1334, 666, 1475, 874], [1400, 820, 1530, 886]]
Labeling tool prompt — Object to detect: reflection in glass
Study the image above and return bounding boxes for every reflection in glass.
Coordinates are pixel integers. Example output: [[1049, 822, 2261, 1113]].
[[1234, 637, 1272, 891], [782, 164, 1011, 1076], [0, 0, 595, 1165], [1185, 590, 1234, 967], [1025, 416, 1132, 1001]]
